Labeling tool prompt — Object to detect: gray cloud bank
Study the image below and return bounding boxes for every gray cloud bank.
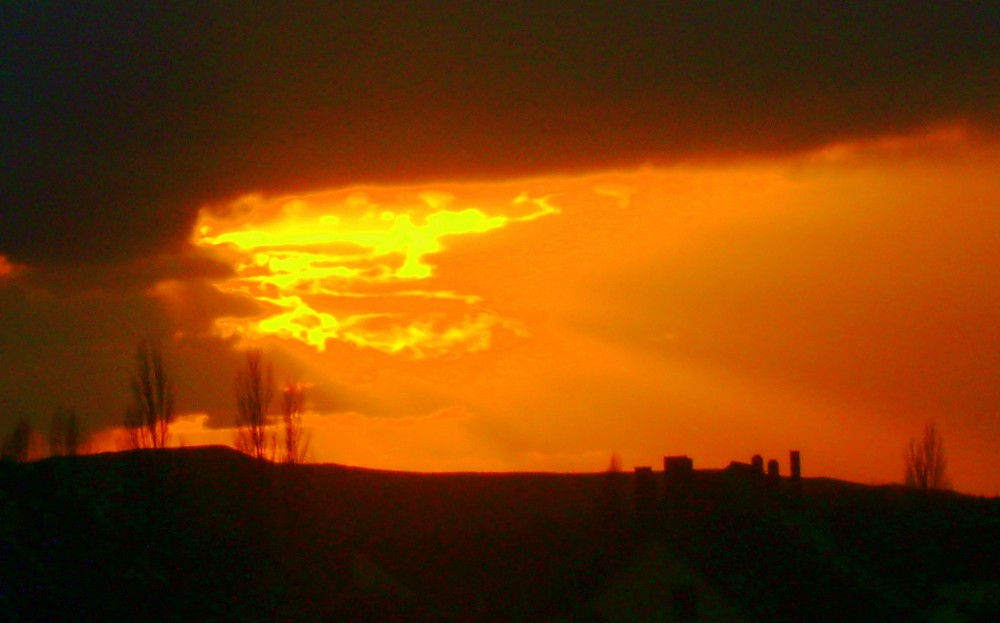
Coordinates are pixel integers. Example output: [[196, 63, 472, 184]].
[[2, 2, 996, 266]]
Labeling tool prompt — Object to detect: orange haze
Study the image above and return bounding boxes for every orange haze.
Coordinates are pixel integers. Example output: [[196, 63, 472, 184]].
[[120, 126, 1000, 495]]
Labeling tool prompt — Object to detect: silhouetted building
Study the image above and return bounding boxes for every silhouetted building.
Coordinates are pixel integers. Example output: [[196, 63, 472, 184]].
[[634, 466, 656, 524], [724, 461, 760, 482], [766, 459, 779, 478], [602, 455, 626, 533], [664, 455, 694, 477], [664, 455, 693, 500], [790, 450, 802, 496], [766, 459, 780, 491], [751, 454, 764, 474]]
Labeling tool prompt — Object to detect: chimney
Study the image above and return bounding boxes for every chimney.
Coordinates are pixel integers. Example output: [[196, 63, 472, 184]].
[[751, 454, 764, 474]]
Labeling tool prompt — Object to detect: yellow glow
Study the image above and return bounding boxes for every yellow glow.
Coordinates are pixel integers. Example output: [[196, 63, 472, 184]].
[[192, 187, 558, 356]]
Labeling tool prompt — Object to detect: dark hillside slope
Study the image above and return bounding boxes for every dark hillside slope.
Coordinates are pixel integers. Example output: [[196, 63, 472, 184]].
[[646, 469, 1000, 622], [0, 447, 613, 622], [1, 448, 998, 622]]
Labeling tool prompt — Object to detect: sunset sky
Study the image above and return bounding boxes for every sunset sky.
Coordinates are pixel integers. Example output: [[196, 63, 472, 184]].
[[2, 3, 998, 494]]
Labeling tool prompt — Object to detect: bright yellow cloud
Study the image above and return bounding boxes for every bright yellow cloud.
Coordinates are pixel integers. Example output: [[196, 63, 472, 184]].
[[192, 187, 558, 356]]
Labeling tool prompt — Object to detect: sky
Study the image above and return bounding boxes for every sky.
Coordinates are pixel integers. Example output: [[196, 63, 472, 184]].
[[2, 2, 998, 494]]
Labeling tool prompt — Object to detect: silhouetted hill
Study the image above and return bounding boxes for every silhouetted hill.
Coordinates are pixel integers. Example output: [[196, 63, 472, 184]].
[[643, 468, 1000, 622], [1, 448, 998, 622]]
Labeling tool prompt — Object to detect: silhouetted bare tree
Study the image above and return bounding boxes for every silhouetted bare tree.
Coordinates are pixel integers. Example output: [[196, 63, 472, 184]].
[[50, 406, 81, 457], [904, 421, 950, 491], [281, 380, 309, 464], [235, 349, 275, 460], [125, 339, 175, 449], [2, 416, 32, 462], [65, 409, 79, 456], [49, 407, 65, 457]]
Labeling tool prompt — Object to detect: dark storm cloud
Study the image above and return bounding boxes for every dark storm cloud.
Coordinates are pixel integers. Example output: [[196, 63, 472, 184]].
[[3, 1, 997, 265], [16, 249, 234, 294], [0, 272, 259, 431], [0, 277, 170, 430]]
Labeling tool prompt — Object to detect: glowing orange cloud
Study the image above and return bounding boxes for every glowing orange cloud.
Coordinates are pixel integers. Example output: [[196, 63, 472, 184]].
[[192, 188, 557, 356], [805, 123, 971, 164], [0, 254, 19, 278], [87, 414, 236, 455]]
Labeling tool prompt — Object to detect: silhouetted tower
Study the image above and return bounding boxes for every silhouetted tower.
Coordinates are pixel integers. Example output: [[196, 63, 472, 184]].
[[751, 454, 764, 474], [789, 450, 801, 497], [766, 459, 780, 490], [634, 466, 656, 525]]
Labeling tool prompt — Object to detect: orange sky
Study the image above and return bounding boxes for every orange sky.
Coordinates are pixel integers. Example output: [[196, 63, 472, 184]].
[[64, 125, 997, 494], [3, 5, 998, 500]]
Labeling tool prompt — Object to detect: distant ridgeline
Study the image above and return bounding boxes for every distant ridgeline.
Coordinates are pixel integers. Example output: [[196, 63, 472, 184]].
[[1, 446, 998, 622]]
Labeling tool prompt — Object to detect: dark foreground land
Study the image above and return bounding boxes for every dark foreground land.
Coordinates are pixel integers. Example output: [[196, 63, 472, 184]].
[[1, 446, 998, 622]]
